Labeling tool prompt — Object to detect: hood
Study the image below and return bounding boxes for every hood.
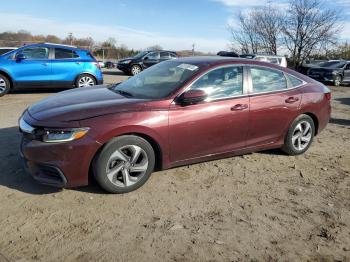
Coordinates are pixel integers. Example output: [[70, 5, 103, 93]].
[[118, 57, 134, 63], [28, 86, 149, 122], [307, 67, 337, 73]]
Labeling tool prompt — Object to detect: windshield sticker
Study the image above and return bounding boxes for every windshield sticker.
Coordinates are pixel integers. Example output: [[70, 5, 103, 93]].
[[177, 63, 199, 71]]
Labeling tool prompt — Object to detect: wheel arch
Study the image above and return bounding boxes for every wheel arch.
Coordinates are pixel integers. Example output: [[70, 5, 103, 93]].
[[303, 112, 319, 136], [74, 73, 98, 87], [0, 70, 13, 89]]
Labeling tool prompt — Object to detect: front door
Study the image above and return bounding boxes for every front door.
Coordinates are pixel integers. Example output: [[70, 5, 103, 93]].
[[9, 46, 52, 87], [169, 65, 249, 164], [143, 52, 160, 68]]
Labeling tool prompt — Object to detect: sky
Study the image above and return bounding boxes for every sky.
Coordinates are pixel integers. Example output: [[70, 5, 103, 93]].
[[0, 0, 349, 53]]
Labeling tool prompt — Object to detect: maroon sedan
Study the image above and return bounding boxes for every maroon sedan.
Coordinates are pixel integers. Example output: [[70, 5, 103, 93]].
[[19, 57, 331, 193]]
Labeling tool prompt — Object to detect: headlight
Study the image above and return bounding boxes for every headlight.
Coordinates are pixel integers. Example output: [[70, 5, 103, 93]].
[[120, 60, 131, 64], [43, 128, 89, 143]]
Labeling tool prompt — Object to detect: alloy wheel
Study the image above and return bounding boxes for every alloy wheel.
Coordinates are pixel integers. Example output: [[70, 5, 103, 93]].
[[131, 66, 141, 75], [106, 145, 149, 188], [78, 76, 95, 87], [0, 77, 7, 94], [334, 76, 341, 87], [291, 121, 312, 151]]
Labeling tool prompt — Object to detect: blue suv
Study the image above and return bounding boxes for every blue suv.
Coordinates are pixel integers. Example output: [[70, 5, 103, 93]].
[[0, 43, 103, 97]]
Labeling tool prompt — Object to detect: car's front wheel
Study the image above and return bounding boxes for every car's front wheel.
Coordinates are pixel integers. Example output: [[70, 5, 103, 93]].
[[0, 74, 11, 97], [334, 75, 342, 87], [130, 65, 142, 76], [76, 74, 96, 88], [282, 114, 315, 155], [93, 135, 155, 193]]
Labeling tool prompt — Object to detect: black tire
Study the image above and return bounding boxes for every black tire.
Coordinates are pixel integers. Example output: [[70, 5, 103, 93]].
[[0, 74, 11, 97], [334, 75, 342, 87], [93, 135, 155, 193], [282, 114, 315, 155], [75, 74, 97, 88], [130, 65, 142, 76]]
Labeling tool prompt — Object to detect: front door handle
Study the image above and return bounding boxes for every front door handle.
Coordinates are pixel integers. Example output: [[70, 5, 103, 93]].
[[42, 63, 48, 66], [231, 104, 248, 111], [285, 97, 299, 103]]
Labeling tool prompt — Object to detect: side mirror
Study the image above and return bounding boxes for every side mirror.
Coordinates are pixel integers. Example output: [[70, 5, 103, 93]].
[[177, 89, 208, 106], [15, 53, 26, 61], [144, 56, 149, 61]]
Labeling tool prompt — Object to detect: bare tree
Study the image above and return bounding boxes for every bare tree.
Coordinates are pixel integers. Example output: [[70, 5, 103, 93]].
[[146, 45, 163, 51], [252, 4, 283, 55], [228, 4, 282, 55], [282, 0, 341, 68], [229, 11, 260, 54]]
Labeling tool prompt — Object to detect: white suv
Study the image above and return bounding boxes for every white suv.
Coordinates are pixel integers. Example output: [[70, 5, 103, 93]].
[[240, 54, 287, 67]]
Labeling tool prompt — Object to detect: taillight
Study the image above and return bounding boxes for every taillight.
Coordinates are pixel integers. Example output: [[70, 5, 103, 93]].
[[93, 62, 101, 70], [325, 92, 331, 100]]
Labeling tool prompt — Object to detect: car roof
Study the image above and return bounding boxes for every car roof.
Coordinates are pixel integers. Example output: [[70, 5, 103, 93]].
[[18, 43, 84, 51]]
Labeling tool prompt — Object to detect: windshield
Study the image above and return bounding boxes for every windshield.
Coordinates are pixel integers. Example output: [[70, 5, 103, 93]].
[[133, 51, 149, 59], [319, 61, 346, 68], [112, 60, 200, 99]]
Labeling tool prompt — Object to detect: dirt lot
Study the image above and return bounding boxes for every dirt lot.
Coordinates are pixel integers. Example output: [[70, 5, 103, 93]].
[[0, 70, 349, 262]]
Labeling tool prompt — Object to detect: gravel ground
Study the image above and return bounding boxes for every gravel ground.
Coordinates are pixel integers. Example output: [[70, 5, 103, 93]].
[[0, 70, 349, 262]]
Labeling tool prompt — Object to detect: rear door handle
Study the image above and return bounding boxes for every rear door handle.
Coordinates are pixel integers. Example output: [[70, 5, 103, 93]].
[[285, 97, 299, 103], [231, 104, 248, 111]]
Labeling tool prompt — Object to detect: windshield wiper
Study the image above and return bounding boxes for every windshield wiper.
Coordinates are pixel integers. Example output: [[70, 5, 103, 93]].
[[113, 89, 133, 98]]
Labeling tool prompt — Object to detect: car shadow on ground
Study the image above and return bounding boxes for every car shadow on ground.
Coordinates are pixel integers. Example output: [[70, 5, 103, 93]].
[[102, 70, 128, 76], [10, 88, 68, 94], [330, 118, 350, 126], [336, 97, 350, 106], [0, 126, 107, 195]]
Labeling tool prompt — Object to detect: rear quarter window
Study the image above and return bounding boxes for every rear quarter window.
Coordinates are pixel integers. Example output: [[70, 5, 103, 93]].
[[55, 48, 79, 59]]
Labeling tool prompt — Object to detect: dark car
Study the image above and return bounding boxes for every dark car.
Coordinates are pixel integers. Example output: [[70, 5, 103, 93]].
[[117, 50, 177, 75], [105, 61, 116, 69], [0, 47, 17, 56], [19, 57, 331, 193], [306, 60, 350, 86], [217, 51, 239, 57]]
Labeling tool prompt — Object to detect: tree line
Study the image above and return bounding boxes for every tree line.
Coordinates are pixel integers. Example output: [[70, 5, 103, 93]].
[[228, 0, 347, 68]]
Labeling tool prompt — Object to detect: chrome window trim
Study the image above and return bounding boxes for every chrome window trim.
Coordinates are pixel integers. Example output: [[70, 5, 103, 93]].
[[175, 64, 249, 104], [246, 65, 307, 96]]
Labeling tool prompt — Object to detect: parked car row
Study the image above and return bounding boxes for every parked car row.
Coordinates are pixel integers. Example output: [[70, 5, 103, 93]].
[[0, 43, 103, 96]]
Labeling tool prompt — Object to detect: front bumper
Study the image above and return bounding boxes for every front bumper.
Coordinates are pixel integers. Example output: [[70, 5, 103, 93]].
[[117, 63, 130, 72], [19, 112, 101, 188], [307, 74, 335, 83]]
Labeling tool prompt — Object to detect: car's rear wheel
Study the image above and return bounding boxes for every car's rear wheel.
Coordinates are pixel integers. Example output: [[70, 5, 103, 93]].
[[93, 135, 155, 193], [334, 75, 342, 87], [130, 65, 142, 76], [0, 74, 10, 97], [76, 74, 96, 88], [282, 114, 315, 155]]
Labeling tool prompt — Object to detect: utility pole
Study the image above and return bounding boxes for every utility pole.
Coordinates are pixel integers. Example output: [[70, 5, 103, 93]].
[[192, 43, 195, 56]]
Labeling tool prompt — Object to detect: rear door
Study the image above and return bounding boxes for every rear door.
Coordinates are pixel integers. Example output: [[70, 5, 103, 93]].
[[8, 46, 52, 87], [51, 47, 83, 87], [246, 66, 302, 147], [343, 63, 350, 82]]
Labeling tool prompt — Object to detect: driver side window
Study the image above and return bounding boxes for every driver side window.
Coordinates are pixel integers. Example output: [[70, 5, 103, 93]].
[[346, 63, 350, 70], [190, 66, 243, 100], [145, 52, 160, 60], [19, 47, 49, 60]]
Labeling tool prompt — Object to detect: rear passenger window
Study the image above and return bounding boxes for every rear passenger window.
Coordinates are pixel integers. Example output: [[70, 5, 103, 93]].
[[251, 67, 287, 93], [191, 66, 243, 100], [55, 48, 79, 59], [287, 74, 303, 87]]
